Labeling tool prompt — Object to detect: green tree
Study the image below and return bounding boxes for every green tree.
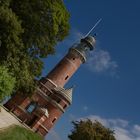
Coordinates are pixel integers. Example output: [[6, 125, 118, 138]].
[[68, 120, 116, 140], [0, 66, 15, 101], [0, 0, 70, 93]]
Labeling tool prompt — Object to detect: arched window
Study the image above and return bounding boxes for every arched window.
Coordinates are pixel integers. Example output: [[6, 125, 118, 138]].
[[26, 102, 37, 113], [56, 98, 61, 103], [47, 92, 52, 96]]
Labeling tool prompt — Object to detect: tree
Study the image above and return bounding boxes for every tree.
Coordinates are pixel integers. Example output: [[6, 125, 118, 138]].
[[0, 0, 70, 93], [68, 120, 116, 140], [0, 66, 15, 101], [10, 0, 70, 55]]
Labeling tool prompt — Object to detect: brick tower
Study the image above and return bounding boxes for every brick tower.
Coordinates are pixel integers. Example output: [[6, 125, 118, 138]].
[[4, 36, 96, 136]]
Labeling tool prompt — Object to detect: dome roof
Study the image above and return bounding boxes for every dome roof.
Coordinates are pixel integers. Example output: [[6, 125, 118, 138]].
[[54, 87, 73, 104], [81, 36, 96, 50], [40, 108, 49, 117]]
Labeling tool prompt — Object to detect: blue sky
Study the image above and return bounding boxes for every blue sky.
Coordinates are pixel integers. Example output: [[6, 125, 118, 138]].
[[44, 0, 140, 139]]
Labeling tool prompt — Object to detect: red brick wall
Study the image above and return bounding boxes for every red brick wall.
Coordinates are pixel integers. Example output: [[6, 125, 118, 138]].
[[47, 51, 82, 87], [4, 94, 28, 111], [42, 103, 63, 130], [4, 48, 81, 136]]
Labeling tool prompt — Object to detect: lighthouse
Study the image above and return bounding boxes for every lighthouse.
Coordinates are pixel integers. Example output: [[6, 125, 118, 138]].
[[4, 36, 96, 136]]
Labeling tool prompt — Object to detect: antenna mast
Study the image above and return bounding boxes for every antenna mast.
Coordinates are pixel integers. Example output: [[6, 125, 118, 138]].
[[85, 18, 102, 37]]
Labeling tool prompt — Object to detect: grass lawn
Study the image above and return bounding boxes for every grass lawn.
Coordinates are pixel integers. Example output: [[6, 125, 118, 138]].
[[0, 125, 43, 140]]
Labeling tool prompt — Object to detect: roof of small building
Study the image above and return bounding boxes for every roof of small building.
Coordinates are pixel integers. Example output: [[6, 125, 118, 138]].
[[54, 86, 74, 104], [40, 107, 49, 117]]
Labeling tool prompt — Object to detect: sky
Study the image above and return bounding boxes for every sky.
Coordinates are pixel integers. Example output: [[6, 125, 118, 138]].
[[43, 0, 140, 139]]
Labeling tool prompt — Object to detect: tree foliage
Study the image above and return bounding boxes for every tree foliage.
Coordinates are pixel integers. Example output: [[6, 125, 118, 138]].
[[68, 120, 116, 140], [0, 0, 70, 93], [0, 66, 15, 100]]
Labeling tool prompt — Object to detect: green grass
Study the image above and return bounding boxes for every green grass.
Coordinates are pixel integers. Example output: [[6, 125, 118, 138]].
[[0, 125, 43, 140]]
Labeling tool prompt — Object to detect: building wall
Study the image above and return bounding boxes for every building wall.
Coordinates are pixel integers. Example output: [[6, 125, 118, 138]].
[[4, 48, 83, 137], [47, 50, 82, 87]]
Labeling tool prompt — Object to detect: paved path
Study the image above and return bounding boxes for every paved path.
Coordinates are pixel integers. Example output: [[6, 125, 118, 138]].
[[0, 107, 21, 129]]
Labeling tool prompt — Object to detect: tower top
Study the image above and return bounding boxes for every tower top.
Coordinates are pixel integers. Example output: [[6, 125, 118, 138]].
[[81, 35, 96, 50], [69, 35, 96, 63]]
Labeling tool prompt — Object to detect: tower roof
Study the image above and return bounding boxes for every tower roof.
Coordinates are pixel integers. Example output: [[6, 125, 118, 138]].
[[54, 87, 73, 104], [38, 107, 49, 117], [81, 36, 96, 50]]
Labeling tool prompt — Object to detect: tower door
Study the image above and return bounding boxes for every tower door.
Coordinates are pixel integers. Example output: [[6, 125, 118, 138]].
[[27, 115, 38, 127]]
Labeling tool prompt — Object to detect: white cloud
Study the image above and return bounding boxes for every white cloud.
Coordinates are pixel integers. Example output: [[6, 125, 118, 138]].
[[83, 106, 88, 111], [115, 127, 133, 140], [86, 49, 118, 75], [80, 115, 140, 140], [133, 125, 140, 137]]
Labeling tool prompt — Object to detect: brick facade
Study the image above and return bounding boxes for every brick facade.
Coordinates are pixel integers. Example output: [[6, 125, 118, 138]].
[[4, 36, 96, 137]]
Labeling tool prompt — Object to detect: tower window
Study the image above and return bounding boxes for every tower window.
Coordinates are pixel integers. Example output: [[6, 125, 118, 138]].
[[26, 102, 37, 113], [52, 117, 57, 123], [40, 86, 47, 93], [47, 92, 52, 96], [42, 80, 46, 84], [65, 75, 69, 80], [63, 104, 67, 109], [56, 98, 61, 103]]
